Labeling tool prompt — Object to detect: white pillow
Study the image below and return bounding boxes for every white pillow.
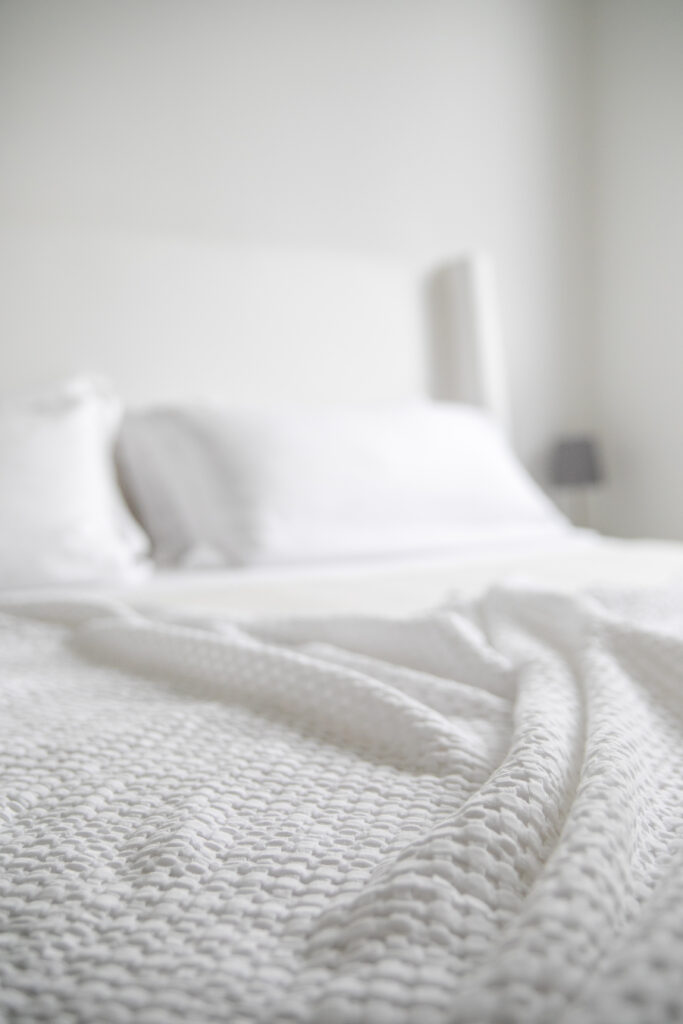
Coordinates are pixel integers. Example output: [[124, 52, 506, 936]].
[[117, 401, 568, 568], [0, 378, 150, 588]]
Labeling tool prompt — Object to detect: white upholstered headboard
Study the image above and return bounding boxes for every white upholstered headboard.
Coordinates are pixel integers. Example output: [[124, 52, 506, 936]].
[[0, 228, 508, 427]]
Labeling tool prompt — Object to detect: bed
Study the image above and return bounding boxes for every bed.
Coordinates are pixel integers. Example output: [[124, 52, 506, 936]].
[[1, 233, 683, 1024]]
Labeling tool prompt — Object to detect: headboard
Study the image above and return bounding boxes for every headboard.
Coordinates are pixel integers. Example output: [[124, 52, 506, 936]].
[[0, 228, 509, 427]]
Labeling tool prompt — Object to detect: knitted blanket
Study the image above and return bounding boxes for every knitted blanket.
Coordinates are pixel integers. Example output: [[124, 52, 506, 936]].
[[1, 584, 682, 1023]]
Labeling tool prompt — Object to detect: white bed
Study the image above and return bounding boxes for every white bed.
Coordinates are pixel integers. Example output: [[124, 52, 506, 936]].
[[1, 232, 683, 1024]]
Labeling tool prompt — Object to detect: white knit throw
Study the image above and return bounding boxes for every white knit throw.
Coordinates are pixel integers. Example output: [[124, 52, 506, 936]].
[[1, 583, 682, 1023]]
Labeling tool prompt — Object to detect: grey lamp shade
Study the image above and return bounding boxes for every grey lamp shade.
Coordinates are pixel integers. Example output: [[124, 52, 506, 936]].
[[550, 437, 604, 487]]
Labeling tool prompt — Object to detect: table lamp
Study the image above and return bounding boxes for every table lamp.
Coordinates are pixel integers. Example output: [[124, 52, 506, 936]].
[[550, 436, 604, 526]]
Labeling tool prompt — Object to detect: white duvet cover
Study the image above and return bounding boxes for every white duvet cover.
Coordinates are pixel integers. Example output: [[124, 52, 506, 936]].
[[2, 579, 683, 1023]]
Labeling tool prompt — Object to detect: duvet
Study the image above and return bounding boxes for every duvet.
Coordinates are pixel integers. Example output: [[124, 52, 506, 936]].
[[1, 583, 682, 1024]]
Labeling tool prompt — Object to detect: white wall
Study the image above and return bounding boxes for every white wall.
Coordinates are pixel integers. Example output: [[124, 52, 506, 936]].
[[0, 0, 595, 472], [592, 0, 683, 539]]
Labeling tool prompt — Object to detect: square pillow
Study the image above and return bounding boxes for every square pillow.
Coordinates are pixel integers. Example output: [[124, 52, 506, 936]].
[[0, 378, 149, 588]]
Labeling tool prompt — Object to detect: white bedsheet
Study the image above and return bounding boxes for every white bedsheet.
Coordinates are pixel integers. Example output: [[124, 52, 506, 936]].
[[2, 581, 683, 1023], [113, 532, 683, 618]]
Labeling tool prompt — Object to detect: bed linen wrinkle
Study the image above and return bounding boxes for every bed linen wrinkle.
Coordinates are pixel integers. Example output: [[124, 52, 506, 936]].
[[245, 612, 515, 699], [1, 584, 683, 1023], [73, 613, 502, 776]]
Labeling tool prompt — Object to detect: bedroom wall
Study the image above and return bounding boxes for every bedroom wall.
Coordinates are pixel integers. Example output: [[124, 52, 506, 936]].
[[592, 0, 683, 538], [0, 0, 594, 472]]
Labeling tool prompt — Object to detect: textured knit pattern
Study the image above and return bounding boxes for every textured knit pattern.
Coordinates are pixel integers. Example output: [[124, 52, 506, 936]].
[[1, 584, 683, 1023]]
